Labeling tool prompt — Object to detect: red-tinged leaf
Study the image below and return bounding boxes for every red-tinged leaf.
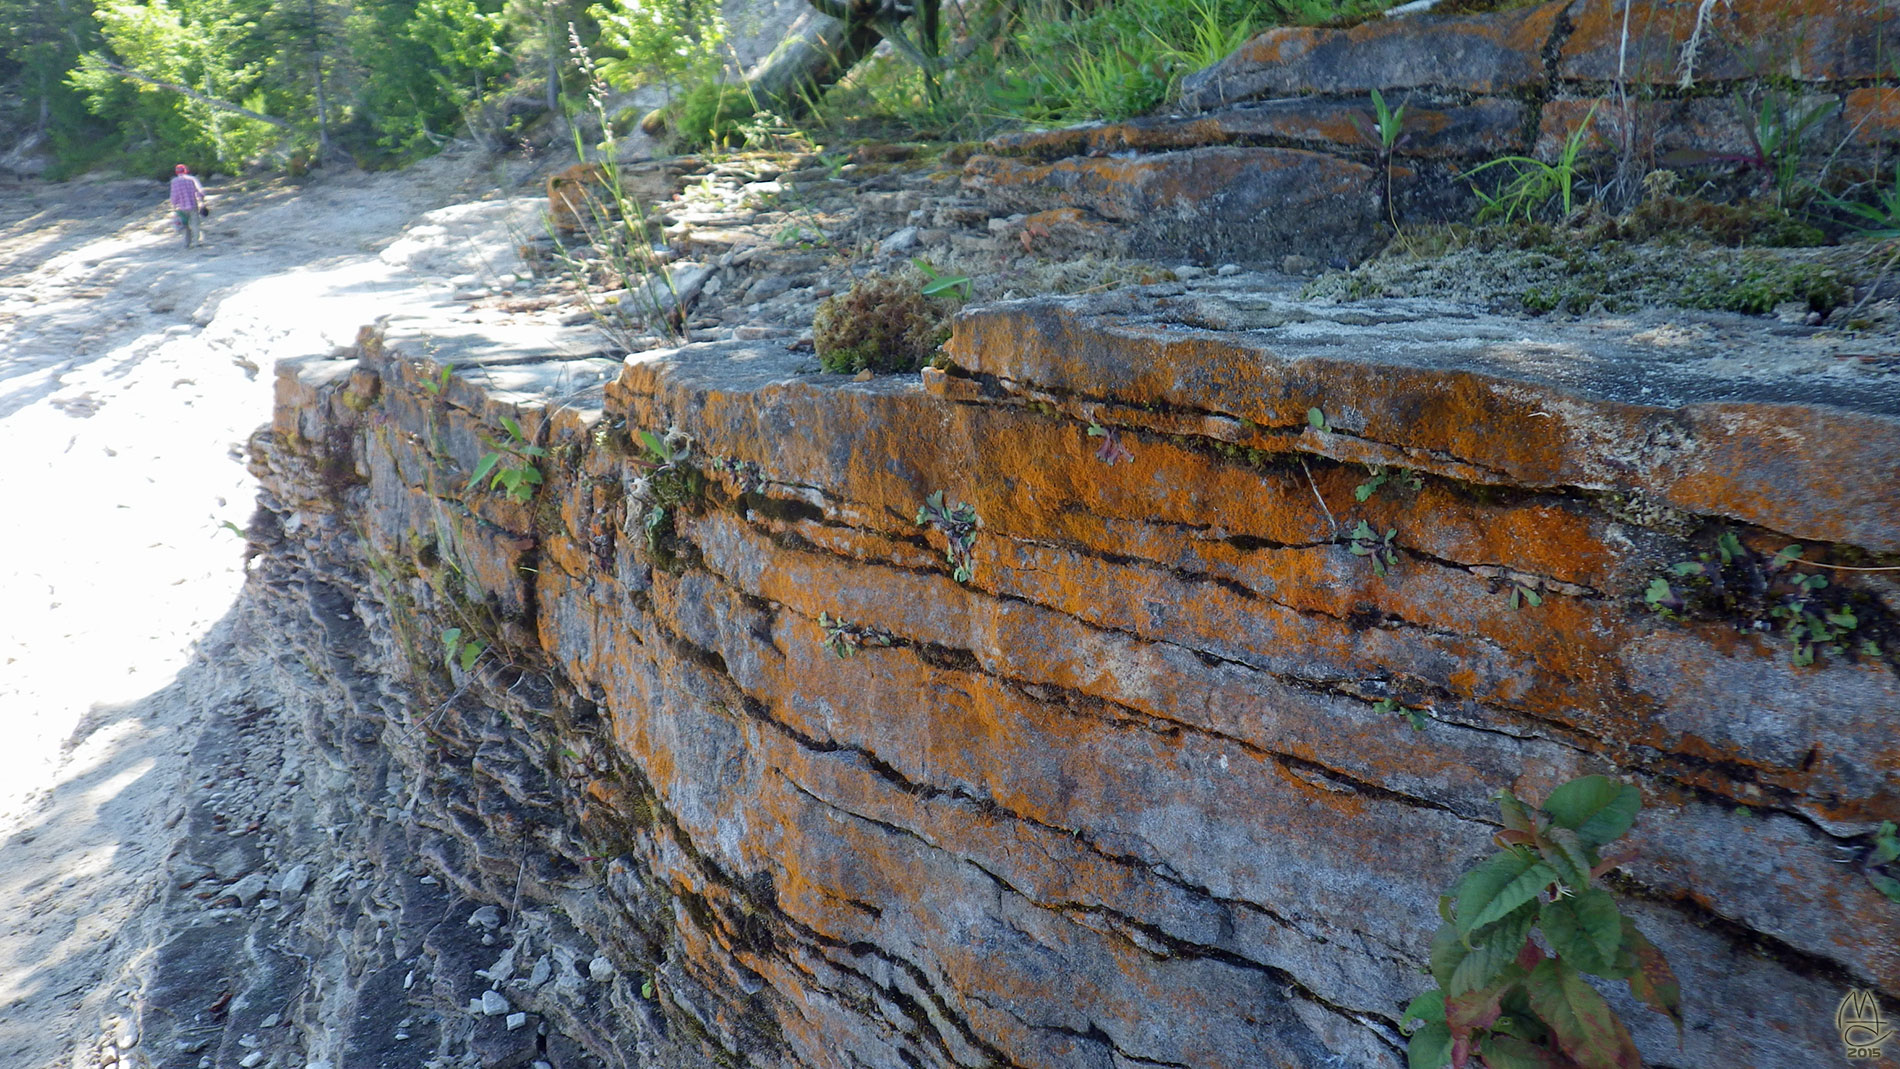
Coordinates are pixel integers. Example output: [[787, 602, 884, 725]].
[[1523, 959, 1642, 1069], [1497, 791, 1537, 834], [1495, 829, 1537, 849], [1516, 941, 1545, 972], [1590, 849, 1637, 880], [1617, 919, 1683, 1040], [1452, 1031, 1473, 1069], [1448, 982, 1509, 1034]]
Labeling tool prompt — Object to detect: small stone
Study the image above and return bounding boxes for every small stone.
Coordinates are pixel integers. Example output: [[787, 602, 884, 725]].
[[275, 863, 311, 899], [418, 875, 439, 885], [225, 872, 269, 907], [527, 957, 552, 988], [481, 990, 510, 1016], [877, 226, 920, 255], [467, 905, 502, 930], [239, 1053, 264, 1068], [505, 1012, 528, 1031], [1215, 263, 1241, 276], [403, 970, 415, 991], [1173, 265, 1206, 279], [114, 1019, 139, 1047], [259, 1014, 280, 1029], [99, 1048, 117, 1066], [588, 956, 615, 982]]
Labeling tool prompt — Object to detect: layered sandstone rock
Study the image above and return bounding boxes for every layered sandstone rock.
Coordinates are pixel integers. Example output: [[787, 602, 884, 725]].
[[245, 277, 1900, 1068]]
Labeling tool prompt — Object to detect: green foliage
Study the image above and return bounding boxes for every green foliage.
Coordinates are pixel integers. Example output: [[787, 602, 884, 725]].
[[627, 425, 704, 563], [1356, 464, 1422, 502], [1642, 534, 1891, 666], [1870, 821, 1900, 904], [916, 490, 980, 583], [669, 81, 756, 150], [1347, 520, 1398, 576], [1467, 106, 1597, 224], [1307, 407, 1330, 432], [1822, 163, 1900, 241], [1372, 697, 1428, 731], [441, 626, 486, 670], [1401, 776, 1682, 1069], [588, 0, 722, 93], [818, 611, 896, 658], [812, 271, 951, 374], [911, 256, 972, 300], [468, 415, 547, 504]]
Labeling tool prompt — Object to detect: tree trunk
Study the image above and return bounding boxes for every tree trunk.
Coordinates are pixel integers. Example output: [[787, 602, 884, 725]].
[[741, 7, 886, 117]]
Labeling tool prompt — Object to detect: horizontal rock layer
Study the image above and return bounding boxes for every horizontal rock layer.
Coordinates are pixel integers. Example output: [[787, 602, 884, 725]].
[[250, 283, 1900, 1068]]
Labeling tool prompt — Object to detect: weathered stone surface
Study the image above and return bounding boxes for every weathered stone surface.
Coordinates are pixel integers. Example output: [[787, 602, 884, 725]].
[[1846, 87, 1900, 146], [963, 146, 1383, 263], [989, 96, 1527, 161], [241, 263, 1900, 1069], [1558, 0, 1899, 85], [1180, 1, 1565, 110], [1533, 93, 1843, 161]]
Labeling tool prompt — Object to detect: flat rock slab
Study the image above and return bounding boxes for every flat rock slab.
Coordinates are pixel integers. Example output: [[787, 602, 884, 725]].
[[943, 280, 1900, 551]]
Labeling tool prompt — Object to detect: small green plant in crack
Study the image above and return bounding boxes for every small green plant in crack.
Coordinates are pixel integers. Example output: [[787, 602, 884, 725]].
[[1348, 520, 1399, 577], [628, 426, 705, 561], [1356, 464, 1423, 502], [1868, 821, 1900, 904], [441, 627, 487, 672], [1642, 533, 1888, 666], [1507, 582, 1544, 611], [1307, 407, 1331, 433], [1372, 698, 1428, 732], [1401, 775, 1682, 1069], [818, 612, 896, 659], [420, 363, 453, 397], [468, 416, 547, 505], [916, 490, 981, 583]]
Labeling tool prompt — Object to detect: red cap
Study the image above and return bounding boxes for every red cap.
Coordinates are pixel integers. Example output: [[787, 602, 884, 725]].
[[175, 164, 188, 174]]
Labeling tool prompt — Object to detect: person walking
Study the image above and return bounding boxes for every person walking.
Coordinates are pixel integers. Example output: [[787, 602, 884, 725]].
[[169, 164, 208, 248]]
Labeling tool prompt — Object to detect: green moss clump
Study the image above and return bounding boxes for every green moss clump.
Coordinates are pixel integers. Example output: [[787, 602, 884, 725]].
[[1684, 258, 1850, 315], [812, 273, 950, 375]]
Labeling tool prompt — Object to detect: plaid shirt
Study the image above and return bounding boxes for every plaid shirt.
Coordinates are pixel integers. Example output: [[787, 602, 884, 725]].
[[169, 174, 204, 211]]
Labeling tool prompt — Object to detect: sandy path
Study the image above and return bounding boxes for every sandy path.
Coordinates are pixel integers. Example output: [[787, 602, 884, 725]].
[[0, 150, 550, 1069]]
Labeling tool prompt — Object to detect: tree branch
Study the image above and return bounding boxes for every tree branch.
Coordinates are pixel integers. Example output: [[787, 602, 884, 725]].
[[97, 59, 290, 129]]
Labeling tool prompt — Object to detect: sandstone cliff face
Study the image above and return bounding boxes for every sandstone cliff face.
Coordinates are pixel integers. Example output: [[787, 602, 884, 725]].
[[242, 276, 1900, 1068]]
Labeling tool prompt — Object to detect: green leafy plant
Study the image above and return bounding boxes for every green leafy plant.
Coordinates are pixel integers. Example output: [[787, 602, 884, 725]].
[[468, 415, 547, 504], [1643, 535, 1885, 666], [1822, 163, 1900, 240], [1468, 106, 1598, 224], [1356, 465, 1422, 502], [441, 626, 486, 671], [1869, 821, 1900, 904], [628, 426, 705, 561], [916, 490, 981, 583], [818, 611, 896, 658], [910, 256, 973, 300], [421, 363, 454, 396], [1358, 88, 1410, 234], [1348, 520, 1399, 576], [1508, 582, 1544, 610], [1373, 697, 1428, 731], [1401, 776, 1682, 1069], [1307, 407, 1331, 432]]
